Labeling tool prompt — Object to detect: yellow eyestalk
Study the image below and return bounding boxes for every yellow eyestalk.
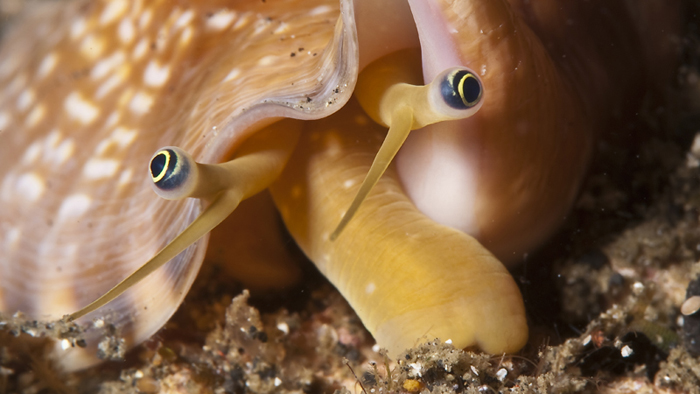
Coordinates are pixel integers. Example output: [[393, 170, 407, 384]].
[[330, 49, 483, 240], [69, 121, 301, 321]]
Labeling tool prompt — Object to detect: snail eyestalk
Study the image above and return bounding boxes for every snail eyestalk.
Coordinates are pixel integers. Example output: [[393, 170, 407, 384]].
[[330, 49, 483, 240], [69, 121, 301, 321]]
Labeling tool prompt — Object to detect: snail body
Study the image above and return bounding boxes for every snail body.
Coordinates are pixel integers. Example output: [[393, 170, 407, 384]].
[[270, 97, 528, 356]]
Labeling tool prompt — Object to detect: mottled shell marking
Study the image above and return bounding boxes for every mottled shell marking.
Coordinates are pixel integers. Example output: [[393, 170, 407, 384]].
[[0, 0, 357, 370]]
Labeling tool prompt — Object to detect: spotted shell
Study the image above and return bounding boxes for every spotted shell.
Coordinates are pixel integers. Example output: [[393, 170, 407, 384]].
[[0, 0, 358, 369]]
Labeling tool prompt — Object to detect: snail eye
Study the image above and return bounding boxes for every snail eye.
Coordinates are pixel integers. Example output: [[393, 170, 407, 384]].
[[440, 69, 482, 110], [149, 147, 197, 200], [150, 148, 189, 190]]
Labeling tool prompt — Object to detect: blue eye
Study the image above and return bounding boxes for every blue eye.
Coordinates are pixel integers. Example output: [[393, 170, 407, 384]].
[[150, 148, 190, 191], [440, 69, 482, 110]]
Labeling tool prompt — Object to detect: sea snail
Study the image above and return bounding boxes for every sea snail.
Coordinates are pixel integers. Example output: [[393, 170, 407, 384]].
[[0, 0, 680, 371]]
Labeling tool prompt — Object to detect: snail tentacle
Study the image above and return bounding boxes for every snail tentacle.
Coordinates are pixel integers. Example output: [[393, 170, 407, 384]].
[[68, 189, 243, 321], [331, 49, 483, 240], [331, 105, 412, 240], [70, 122, 301, 321]]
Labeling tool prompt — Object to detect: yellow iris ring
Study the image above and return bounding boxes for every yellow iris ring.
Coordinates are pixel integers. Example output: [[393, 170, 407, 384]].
[[457, 73, 479, 107], [151, 150, 171, 183]]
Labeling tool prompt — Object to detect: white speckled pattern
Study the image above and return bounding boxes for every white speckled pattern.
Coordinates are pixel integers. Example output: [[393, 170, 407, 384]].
[[0, 0, 358, 370]]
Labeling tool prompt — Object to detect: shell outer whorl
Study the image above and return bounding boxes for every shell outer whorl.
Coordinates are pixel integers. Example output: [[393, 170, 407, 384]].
[[0, 0, 357, 371]]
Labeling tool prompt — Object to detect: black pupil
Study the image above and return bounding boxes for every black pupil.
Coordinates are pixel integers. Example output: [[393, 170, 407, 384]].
[[461, 74, 481, 104], [151, 152, 167, 177]]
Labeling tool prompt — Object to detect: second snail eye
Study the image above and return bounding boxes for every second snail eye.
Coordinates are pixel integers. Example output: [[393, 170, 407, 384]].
[[150, 148, 190, 191], [440, 69, 483, 110]]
